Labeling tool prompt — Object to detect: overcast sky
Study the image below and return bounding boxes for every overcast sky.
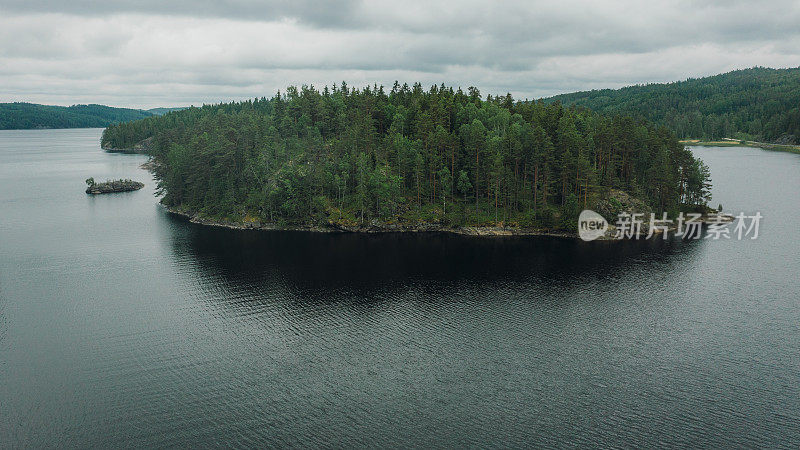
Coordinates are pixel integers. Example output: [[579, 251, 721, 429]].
[[1, 0, 799, 109]]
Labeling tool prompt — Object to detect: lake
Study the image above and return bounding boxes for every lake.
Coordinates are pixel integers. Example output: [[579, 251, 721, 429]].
[[1, 129, 798, 447]]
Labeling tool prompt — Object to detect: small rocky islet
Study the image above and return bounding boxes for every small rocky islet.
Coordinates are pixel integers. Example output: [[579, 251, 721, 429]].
[[85, 178, 144, 194]]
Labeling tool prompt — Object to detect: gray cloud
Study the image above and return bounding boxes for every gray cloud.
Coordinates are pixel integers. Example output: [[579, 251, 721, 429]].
[[0, 0, 363, 27], [0, 1, 798, 108]]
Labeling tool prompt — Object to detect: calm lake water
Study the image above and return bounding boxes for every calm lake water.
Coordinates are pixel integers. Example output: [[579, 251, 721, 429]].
[[1, 128, 799, 447]]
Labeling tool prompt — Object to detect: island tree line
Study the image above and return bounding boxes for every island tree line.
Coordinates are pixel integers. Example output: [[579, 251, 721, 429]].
[[103, 82, 711, 229]]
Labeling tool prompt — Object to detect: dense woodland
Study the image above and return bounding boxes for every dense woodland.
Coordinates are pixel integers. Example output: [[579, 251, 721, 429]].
[[102, 83, 711, 230], [549, 67, 800, 143], [0, 103, 154, 130]]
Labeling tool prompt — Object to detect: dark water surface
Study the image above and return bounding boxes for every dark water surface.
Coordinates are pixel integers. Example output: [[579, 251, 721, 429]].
[[1, 129, 798, 447]]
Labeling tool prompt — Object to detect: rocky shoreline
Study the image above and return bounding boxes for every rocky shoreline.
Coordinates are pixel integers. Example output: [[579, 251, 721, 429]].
[[163, 205, 735, 240], [163, 206, 578, 238], [102, 137, 153, 154]]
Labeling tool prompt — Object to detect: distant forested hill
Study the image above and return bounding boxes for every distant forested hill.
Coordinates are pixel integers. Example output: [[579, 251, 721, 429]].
[[0, 103, 153, 130], [146, 107, 188, 116], [547, 67, 800, 143]]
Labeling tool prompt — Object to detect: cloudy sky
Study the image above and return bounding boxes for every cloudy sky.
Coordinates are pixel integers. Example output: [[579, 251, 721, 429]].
[[1, 0, 799, 109]]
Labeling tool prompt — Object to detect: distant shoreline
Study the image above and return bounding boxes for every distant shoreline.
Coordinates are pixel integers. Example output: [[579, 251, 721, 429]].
[[0, 126, 106, 131], [681, 139, 800, 154]]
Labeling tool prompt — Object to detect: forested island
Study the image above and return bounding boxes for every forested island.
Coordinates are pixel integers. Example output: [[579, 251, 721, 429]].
[[85, 178, 144, 194], [548, 67, 800, 144], [101, 83, 712, 234]]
